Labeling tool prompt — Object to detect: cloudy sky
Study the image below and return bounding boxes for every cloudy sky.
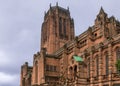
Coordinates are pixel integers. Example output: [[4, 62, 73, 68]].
[[0, 0, 120, 86]]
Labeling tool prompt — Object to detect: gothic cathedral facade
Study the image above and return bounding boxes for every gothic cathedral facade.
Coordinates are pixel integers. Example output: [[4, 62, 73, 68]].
[[20, 4, 120, 86]]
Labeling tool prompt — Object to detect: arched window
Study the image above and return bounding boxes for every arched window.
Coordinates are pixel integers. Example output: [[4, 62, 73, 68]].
[[35, 61, 38, 83], [74, 65, 77, 79], [74, 65, 77, 73], [105, 52, 109, 75], [69, 66, 73, 72], [116, 47, 120, 60]]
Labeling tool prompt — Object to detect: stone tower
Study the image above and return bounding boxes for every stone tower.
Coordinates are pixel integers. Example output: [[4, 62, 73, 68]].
[[41, 3, 75, 54]]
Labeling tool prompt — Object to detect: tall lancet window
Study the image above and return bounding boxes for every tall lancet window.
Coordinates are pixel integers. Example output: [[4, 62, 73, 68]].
[[116, 47, 120, 60], [105, 52, 109, 75], [63, 19, 66, 37], [35, 61, 38, 83], [59, 17, 62, 38], [96, 55, 99, 76]]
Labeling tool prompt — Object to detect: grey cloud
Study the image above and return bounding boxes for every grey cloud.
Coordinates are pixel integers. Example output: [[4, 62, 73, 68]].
[[0, 0, 120, 86], [0, 72, 19, 86]]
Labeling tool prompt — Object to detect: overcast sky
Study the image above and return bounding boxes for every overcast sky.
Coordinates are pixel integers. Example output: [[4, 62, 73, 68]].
[[0, 0, 120, 86]]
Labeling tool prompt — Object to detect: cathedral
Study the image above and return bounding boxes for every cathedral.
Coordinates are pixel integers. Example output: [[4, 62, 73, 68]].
[[20, 4, 120, 86]]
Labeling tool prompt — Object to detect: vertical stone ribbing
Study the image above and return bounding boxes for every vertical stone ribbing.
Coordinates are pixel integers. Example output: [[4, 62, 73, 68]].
[[98, 48, 102, 86], [108, 43, 113, 86], [90, 51, 94, 86]]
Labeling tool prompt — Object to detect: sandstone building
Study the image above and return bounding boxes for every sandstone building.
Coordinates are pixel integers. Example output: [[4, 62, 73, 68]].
[[20, 4, 120, 86]]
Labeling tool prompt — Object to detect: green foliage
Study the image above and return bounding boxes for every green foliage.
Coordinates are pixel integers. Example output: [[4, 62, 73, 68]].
[[116, 59, 120, 72]]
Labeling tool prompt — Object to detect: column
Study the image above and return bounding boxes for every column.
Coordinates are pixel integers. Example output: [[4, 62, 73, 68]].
[[98, 48, 103, 86], [108, 43, 113, 86], [90, 51, 94, 86], [63, 45, 68, 83]]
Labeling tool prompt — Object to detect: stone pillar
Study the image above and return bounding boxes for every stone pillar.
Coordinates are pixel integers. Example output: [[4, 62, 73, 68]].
[[39, 49, 46, 85], [83, 54, 87, 78], [90, 51, 94, 86], [98, 48, 103, 86], [108, 43, 113, 86], [63, 45, 68, 80]]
